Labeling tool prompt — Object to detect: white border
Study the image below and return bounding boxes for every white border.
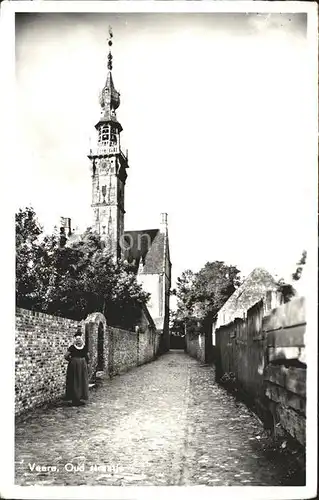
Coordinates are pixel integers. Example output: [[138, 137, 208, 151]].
[[1, 1, 318, 499], [3, 0, 319, 14]]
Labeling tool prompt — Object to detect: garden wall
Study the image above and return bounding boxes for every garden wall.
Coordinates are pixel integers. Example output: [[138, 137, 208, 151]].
[[15, 308, 161, 415], [186, 332, 205, 363]]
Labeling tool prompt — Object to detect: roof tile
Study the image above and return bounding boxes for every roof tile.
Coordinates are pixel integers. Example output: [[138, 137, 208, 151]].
[[123, 229, 165, 274]]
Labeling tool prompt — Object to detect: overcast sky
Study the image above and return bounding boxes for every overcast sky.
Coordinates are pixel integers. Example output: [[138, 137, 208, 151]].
[[15, 11, 314, 286]]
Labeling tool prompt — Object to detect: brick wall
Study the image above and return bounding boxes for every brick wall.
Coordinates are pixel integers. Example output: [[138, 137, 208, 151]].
[[15, 308, 79, 415], [15, 308, 161, 416]]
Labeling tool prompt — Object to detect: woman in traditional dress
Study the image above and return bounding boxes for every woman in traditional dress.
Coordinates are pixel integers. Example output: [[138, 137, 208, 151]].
[[64, 332, 89, 406]]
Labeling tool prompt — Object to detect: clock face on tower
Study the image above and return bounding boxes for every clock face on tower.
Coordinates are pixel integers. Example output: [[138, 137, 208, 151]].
[[100, 160, 111, 173]]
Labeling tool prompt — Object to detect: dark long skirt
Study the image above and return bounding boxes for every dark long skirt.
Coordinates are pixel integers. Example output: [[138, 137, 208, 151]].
[[65, 357, 89, 402]]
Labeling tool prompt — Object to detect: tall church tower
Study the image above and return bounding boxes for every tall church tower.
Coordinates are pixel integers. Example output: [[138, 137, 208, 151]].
[[88, 28, 128, 260]]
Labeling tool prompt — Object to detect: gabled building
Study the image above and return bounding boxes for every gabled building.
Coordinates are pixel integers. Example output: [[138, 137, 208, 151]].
[[214, 267, 281, 330], [123, 213, 172, 351]]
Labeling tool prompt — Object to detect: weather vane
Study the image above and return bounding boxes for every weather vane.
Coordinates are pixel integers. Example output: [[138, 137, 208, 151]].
[[107, 26, 113, 71]]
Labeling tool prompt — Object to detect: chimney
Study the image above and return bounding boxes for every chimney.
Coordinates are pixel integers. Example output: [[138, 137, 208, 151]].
[[59, 217, 72, 247], [60, 217, 72, 236], [160, 212, 168, 234]]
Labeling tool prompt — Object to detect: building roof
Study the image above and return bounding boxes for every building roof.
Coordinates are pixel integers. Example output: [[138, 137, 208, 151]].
[[123, 229, 166, 274], [216, 267, 278, 327], [64, 226, 169, 276], [100, 70, 120, 111]]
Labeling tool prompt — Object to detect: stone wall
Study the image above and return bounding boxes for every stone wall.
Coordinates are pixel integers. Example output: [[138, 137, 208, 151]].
[[110, 327, 138, 376], [138, 328, 158, 365], [15, 308, 161, 416], [186, 332, 205, 363]]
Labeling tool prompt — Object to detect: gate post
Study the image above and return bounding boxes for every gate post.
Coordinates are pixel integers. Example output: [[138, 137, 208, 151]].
[[84, 312, 108, 382]]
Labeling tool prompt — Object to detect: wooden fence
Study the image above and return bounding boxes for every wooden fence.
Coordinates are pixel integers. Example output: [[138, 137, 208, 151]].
[[263, 297, 306, 445], [215, 297, 306, 446]]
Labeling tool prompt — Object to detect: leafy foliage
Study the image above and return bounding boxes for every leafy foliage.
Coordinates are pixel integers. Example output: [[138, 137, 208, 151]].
[[16, 207, 44, 310], [276, 250, 307, 303], [292, 250, 307, 281], [172, 261, 242, 335], [191, 261, 241, 321], [16, 207, 150, 328], [275, 279, 296, 304]]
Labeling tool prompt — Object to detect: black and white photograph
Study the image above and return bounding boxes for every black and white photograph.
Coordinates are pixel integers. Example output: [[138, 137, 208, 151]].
[[0, 0, 318, 498]]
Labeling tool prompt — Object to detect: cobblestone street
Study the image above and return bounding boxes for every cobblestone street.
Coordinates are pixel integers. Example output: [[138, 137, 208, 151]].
[[15, 351, 298, 486]]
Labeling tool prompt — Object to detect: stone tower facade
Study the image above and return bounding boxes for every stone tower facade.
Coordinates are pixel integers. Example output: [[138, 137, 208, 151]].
[[88, 29, 128, 260]]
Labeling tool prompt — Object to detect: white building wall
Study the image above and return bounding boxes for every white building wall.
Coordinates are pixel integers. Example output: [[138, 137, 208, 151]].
[[137, 274, 161, 321]]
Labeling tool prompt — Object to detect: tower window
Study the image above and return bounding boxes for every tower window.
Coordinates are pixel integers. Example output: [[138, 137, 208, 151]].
[[99, 125, 110, 144], [98, 125, 118, 145]]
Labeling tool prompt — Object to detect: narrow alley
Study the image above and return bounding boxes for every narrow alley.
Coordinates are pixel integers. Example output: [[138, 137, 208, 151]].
[[15, 351, 299, 486]]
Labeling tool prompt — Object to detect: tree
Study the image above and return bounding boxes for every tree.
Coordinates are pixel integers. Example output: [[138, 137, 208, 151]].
[[175, 269, 196, 320], [173, 261, 242, 335], [170, 310, 186, 336], [292, 250, 307, 281], [16, 208, 150, 328], [276, 250, 307, 303], [275, 278, 296, 304], [16, 207, 44, 310], [192, 261, 241, 321], [40, 229, 150, 326]]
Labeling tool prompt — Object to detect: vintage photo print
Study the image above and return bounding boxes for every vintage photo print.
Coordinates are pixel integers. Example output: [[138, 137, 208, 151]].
[[0, 1, 318, 499]]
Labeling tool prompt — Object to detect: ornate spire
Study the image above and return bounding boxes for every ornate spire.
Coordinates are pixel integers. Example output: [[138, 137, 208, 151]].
[[88, 25, 128, 263], [99, 26, 120, 116], [107, 26, 113, 71]]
